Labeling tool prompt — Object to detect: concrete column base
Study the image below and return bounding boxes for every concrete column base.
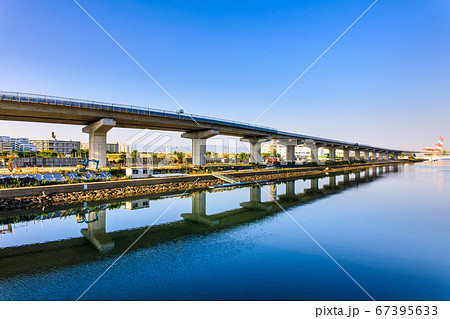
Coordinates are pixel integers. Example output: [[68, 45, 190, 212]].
[[82, 118, 116, 168], [343, 149, 350, 161], [329, 147, 336, 161], [240, 137, 271, 164], [182, 130, 219, 166]]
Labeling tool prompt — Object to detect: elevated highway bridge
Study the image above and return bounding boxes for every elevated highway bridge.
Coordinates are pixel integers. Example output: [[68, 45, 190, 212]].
[[0, 91, 404, 166]]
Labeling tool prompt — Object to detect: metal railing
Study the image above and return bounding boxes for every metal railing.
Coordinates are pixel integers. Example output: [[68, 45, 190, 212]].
[[0, 91, 278, 133]]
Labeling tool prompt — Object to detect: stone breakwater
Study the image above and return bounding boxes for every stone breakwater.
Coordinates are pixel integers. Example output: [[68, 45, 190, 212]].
[[0, 163, 400, 212]]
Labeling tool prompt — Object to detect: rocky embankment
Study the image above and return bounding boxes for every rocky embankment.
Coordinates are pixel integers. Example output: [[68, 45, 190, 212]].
[[0, 162, 400, 212]]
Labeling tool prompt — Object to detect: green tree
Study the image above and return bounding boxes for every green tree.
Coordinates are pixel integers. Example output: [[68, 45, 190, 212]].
[[238, 152, 249, 162], [174, 151, 184, 164]]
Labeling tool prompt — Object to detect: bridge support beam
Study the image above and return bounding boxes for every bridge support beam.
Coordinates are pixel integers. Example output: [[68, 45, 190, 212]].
[[343, 149, 350, 161], [354, 150, 361, 161], [82, 118, 116, 168], [286, 145, 296, 164], [182, 130, 219, 166], [328, 147, 336, 161], [304, 139, 322, 164], [240, 137, 271, 164], [393, 153, 398, 160], [277, 139, 297, 164]]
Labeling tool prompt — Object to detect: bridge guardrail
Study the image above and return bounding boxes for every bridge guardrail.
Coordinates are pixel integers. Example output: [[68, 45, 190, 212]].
[[0, 91, 278, 133]]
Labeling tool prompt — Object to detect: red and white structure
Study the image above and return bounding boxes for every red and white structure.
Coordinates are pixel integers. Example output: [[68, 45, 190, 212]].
[[423, 137, 444, 152]]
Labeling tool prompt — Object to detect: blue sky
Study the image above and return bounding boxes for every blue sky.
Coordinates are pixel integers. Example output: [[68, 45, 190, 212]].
[[0, 0, 449, 151]]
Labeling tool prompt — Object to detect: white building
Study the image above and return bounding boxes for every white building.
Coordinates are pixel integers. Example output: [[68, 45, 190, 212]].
[[17, 143, 37, 152], [262, 142, 327, 161], [125, 199, 150, 210], [126, 167, 151, 178]]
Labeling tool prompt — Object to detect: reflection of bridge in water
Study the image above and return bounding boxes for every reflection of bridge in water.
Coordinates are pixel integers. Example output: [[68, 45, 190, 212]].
[[0, 165, 398, 277]]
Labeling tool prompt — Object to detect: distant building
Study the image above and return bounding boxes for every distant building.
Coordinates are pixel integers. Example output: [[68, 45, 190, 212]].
[[0, 142, 11, 153], [119, 144, 130, 154], [107, 142, 119, 153], [10, 138, 37, 152], [80, 142, 89, 150], [17, 143, 38, 152], [30, 139, 80, 154], [0, 136, 12, 153]]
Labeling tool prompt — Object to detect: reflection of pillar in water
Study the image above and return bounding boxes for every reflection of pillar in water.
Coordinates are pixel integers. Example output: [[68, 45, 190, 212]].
[[343, 174, 350, 184], [192, 192, 206, 216], [393, 164, 398, 172], [385, 166, 390, 173], [310, 178, 319, 189], [354, 171, 360, 182], [285, 180, 295, 197], [250, 186, 262, 203], [328, 175, 336, 187], [270, 185, 277, 201], [365, 168, 370, 180], [80, 209, 115, 252]]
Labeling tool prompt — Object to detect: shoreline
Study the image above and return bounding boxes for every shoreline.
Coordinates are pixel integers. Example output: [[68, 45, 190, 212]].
[[0, 161, 405, 213]]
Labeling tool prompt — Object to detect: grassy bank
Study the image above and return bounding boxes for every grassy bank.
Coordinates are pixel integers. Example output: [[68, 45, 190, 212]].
[[0, 161, 405, 212]]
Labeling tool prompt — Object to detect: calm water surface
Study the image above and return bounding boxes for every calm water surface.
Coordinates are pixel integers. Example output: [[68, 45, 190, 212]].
[[0, 160, 449, 300]]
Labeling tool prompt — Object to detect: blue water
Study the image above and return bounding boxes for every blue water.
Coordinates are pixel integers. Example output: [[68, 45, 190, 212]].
[[0, 161, 449, 301]]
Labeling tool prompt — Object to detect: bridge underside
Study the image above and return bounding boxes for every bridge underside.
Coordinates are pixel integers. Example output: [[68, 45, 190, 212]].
[[0, 98, 403, 167]]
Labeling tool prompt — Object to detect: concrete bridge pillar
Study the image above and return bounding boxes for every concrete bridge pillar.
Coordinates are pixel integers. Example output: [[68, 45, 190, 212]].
[[354, 150, 361, 161], [304, 139, 320, 164], [80, 209, 115, 252], [393, 153, 399, 160], [82, 118, 116, 168], [329, 147, 336, 161], [286, 145, 296, 164], [240, 137, 271, 164], [182, 130, 219, 166], [277, 139, 297, 164], [343, 149, 350, 161]]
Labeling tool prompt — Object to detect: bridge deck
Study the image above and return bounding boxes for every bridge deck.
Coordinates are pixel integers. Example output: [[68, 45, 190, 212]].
[[0, 91, 403, 152]]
